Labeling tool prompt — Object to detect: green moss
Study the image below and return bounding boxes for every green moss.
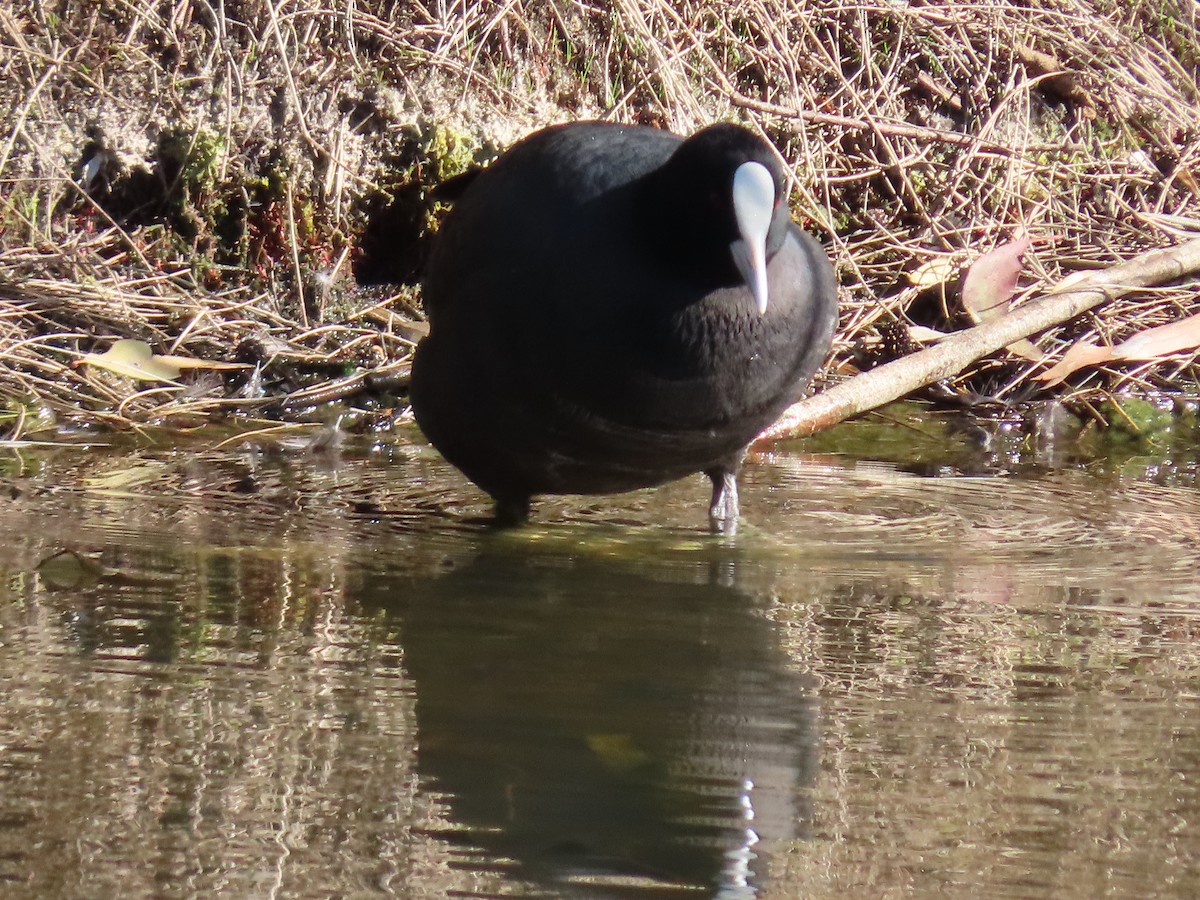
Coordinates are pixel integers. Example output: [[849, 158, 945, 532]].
[[159, 127, 224, 196], [777, 395, 1200, 488], [422, 123, 480, 184], [788, 400, 977, 465], [1096, 396, 1176, 440]]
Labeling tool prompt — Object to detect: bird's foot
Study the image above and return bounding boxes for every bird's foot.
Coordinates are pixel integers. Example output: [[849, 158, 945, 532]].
[[707, 469, 740, 535], [492, 495, 532, 528]]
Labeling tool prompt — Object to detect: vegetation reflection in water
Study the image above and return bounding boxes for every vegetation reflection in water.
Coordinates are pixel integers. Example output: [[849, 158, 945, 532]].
[[0, 431, 1199, 897]]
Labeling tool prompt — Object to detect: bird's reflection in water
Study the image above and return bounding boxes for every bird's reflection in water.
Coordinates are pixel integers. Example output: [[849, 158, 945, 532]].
[[356, 540, 816, 897]]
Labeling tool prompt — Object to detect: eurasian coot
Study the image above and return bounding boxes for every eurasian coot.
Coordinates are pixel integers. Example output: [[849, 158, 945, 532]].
[[410, 121, 837, 532]]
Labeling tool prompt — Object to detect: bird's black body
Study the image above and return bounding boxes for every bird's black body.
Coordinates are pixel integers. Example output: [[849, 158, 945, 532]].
[[411, 121, 837, 530]]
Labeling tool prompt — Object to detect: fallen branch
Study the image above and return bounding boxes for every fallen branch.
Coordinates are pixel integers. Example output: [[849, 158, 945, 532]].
[[757, 236, 1200, 443]]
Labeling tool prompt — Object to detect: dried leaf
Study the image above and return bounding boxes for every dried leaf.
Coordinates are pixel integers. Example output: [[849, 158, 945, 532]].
[[1037, 313, 1200, 387], [156, 354, 247, 371], [80, 340, 246, 382], [1034, 340, 1113, 387], [960, 236, 1041, 361], [907, 325, 949, 344], [909, 255, 961, 289], [81, 339, 182, 382], [1113, 312, 1200, 360], [1005, 337, 1044, 363], [960, 237, 1032, 323]]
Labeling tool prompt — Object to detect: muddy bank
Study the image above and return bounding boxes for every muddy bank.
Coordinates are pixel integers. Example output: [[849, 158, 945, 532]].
[[2, 2, 1199, 439]]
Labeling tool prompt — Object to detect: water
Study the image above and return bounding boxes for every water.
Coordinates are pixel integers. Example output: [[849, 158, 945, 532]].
[[2, 430, 1200, 898]]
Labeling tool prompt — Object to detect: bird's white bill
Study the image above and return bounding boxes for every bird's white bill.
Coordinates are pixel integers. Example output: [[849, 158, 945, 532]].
[[730, 161, 774, 315]]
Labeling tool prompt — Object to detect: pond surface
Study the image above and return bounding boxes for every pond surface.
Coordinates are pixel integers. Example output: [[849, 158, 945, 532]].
[[2, 426, 1200, 898]]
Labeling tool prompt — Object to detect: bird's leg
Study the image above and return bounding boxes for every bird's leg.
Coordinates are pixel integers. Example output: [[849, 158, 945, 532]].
[[705, 465, 740, 535], [491, 493, 532, 528]]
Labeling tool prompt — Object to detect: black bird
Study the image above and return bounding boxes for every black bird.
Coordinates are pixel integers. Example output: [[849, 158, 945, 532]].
[[410, 121, 837, 532]]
